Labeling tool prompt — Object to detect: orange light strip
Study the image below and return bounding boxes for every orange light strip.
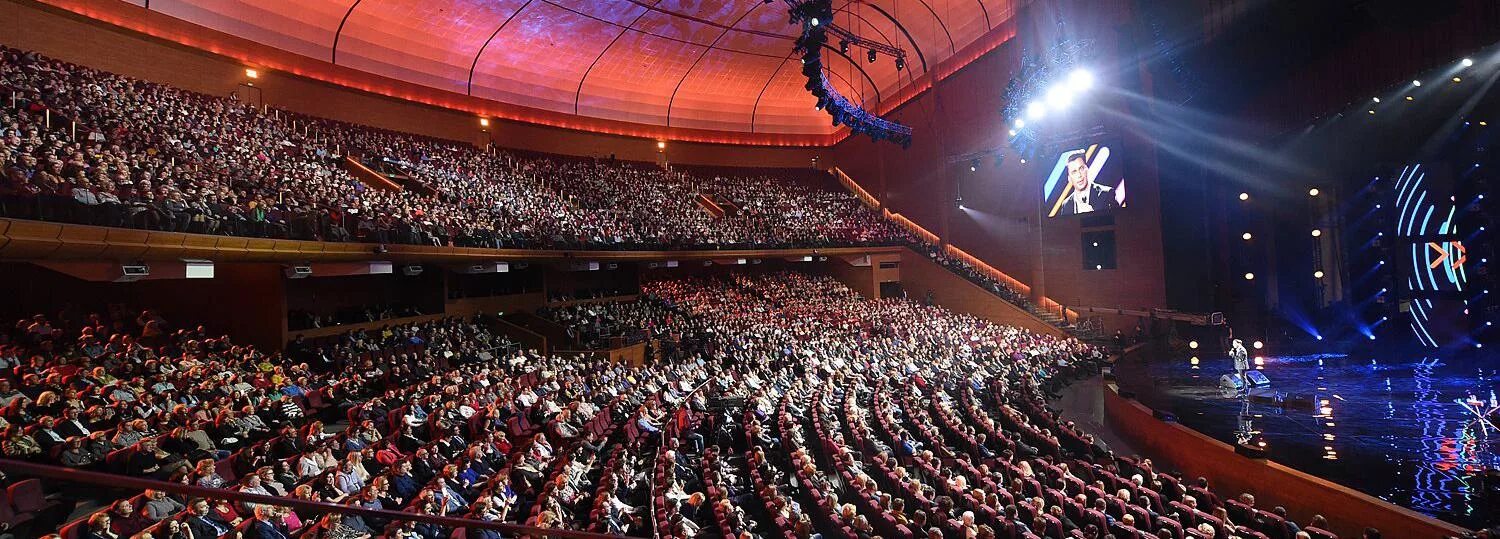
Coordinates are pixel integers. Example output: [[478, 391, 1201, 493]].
[[830, 167, 879, 209]]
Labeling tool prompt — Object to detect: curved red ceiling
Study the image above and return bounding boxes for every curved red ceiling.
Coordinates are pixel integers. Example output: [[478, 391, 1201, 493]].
[[92, 0, 1021, 137]]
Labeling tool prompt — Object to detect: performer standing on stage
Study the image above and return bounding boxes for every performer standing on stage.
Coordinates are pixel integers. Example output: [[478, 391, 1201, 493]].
[[1230, 339, 1250, 386]]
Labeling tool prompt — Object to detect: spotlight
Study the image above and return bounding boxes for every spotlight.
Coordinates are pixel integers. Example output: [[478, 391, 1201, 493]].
[[969, 159, 979, 172], [1453, 77, 1462, 83], [1405, 96, 1414, 101], [1019, 158, 1027, 164], [1189, 340, 1199, 349], [1239, 192, 1250, 201], [1008, 129, 1018, 137], [868, 49, 878, 63], [809, 17, 819, 26], [1026, 101, 1046, 120], [657, 141, 666, 150], [1046, 86, 1073, 110], [1069, 69, 1095, 90], [1371, 97, 1380, 103], [479, 118, 490, 127], [245, 68, 259, 79], [1463, 58, 1475, 67], [1312, 229, 1322, 237], [1368, 110, 1375, 115], [1412, 80, 1422, 87], [1314, 270, 1324, 279], [1242, 232, 1253, 241], [895, 57, 905, 71], [1013, 119, 1025, 129], [1308, 188, 1320, 196], [1245, 272, 1255, 280], [1482, 122, 1489, 126], [839, 40, 850, 54], [1253, 341, 1263, 350]]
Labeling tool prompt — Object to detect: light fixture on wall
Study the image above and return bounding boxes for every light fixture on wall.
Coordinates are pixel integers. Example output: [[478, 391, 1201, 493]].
[[244, 68, 259, 79]]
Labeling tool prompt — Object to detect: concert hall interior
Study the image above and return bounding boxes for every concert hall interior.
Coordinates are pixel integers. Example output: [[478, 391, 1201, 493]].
[[0, 1, 1497, 538]]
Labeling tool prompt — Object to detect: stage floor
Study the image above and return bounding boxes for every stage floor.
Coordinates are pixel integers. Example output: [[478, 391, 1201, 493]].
[[1115, 348, 1500, 530]]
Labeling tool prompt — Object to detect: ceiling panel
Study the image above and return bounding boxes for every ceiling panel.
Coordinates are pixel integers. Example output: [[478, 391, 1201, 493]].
[[121, 0, 1015, 136]]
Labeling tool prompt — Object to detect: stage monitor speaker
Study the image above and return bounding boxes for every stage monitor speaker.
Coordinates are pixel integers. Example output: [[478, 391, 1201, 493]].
[[1245, 371, 1271, 387], [1219, 374, 1244, 390]]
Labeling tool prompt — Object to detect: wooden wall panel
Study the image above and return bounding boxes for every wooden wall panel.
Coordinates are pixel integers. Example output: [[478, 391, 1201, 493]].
[[898, 250, 1062, 337]]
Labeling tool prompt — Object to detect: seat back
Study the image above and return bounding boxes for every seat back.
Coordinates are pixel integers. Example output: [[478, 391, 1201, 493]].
[[8, 478, 48, 513]]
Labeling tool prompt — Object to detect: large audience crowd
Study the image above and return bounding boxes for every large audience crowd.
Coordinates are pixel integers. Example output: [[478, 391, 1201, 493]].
[[0, 46, 1049, 322], [0, 46, 908, 251], [0, 271, 1408, 539], [0, 41, 1396, 539]]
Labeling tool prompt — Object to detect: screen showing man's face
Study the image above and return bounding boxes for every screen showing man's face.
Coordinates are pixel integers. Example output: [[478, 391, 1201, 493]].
[[1067, 157, 1089, 192]]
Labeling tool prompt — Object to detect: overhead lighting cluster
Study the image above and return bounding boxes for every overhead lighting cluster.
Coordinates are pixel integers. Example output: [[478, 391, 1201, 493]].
[[788, 0, 912, 147], [998, 38, 1098, 160], [1015, 69, 1095, 127]]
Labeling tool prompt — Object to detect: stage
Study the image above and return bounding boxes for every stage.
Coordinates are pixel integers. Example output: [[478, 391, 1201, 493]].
[[1114, 346, 1500, 529]]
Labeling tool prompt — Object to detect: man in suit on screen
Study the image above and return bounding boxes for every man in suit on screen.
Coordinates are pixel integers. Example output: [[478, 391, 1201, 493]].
[[1059, 152, 1117, 215]]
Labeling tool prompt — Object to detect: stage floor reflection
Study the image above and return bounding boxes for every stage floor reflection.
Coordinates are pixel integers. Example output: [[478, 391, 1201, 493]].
[[1115, 350, 1500, 529]]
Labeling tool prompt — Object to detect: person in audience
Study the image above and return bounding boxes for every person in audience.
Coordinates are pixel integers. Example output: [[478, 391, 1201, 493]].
[[80, 512, 119, 539], [142, 489, 185, 522]]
